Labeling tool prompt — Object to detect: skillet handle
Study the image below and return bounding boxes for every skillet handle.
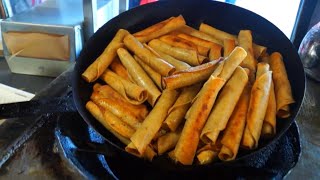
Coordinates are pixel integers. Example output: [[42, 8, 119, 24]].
[[0, 97, 77, 119]]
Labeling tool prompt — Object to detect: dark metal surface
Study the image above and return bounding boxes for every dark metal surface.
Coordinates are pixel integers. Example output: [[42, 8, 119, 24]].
[[73, 0, 305, 169]]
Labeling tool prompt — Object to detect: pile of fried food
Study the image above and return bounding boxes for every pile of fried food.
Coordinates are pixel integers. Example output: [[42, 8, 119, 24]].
[[82, 15, 295, 165]]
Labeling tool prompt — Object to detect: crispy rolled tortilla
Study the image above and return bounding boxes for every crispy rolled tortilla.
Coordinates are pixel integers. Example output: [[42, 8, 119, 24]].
[[92, 97, 141, 130], [149, 39, 205, 66], [117, 48, 161, 106], [196, 150, 218, 165], [109, 57, 131, 81], [241, 71, 272, 149], [218, 83, 250, 161], [199, 23, 237, 42], [157, 127, 182, 155], [175, 25, 222, 45], [173, 76, 225, 165], [156, 50, 191, 71], [253, 43, 267, 59], [162, 83, 202, 131], [86, 101, 130, 144], [124, 34, 175, 76], [269, 52, 295, 118], [82, 29, 129, 82], [159, 35, 209, 56], [93, 84, 148, 119], [201, 66, 249, 145], [134, 55, 162, 90], [129, 89, 179, 155], [218, 46, 247, 81], [125, 143, 157, 161], [238, 30, 257, 82], [134, 15, 186, 43], [262, 80, 277, 138], [102, 107, 136, 139], [176, 33, 222, 60], [100, 69, 148, 105], [223, 39, 236, 57], [162, 60, 220, 90]]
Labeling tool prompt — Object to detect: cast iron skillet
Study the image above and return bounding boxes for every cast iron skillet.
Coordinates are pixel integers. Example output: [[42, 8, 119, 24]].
[[73, 0, 305, 172], [0, 0, 305, 174]]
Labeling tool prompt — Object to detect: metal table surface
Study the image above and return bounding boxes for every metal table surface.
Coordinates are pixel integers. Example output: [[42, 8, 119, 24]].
[[0, 58, 319, 179]]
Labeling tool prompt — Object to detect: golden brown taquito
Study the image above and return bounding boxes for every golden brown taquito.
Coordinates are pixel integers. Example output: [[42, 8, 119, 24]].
[[129, 90, 179, 155], [134, 15, 186, 43], [92, 97, 141, 130], [199, 23, 237, 42], [162, 60, 220, 90], [157, 127, 182, 155], [196, 150, 218, 165], [218, 83, 250, 161], [123, 34, 175, 76], [117, 48, 161, 106], [82, 29, 129, 82], [261, 80, 277, 138], [177, 33, 221, 49], [177, 33, 222, 60], [125, 143, 157, 161], [162, 83, 202, 132], [86, 101, 130, 144], [223, 39, 236, 57], [269, 52, 295, 118], [258, 58, 276, 137], [134, 17, 174, 36], [241, 70, 272, 149], [238, 30, 257, 82], [159, 35, 209, 56], [102, 107, 136, 139], [93, 84, 148, 119], [201, 66, 249, 145], [175, 25, 222, 45], [100, 69, 148, 105], [155, 50, 191, 71], [109, 57, 131, 81], [218, 46, 247, 81], [173, 76, 225, 165], [134, 55, 162, 90], [149, 39, 204, 66], [253, 43, 267, 59]]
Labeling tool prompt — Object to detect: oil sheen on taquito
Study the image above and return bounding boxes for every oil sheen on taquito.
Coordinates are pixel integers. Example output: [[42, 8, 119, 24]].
[[155, 50, 191, 71], [173, 75, 225, 165], [117, 48, 161, 106], [201, 66, 248, 145], [241, 66, 272, 149], [133, 15, 186, 43], [162, 83, 202, 132], [162, 60, 220, 90], [93, 84, 148, 120], [149, 39, 205, 66], [175, 25, 222, 45], [123, 34, 175, 76], [218, 83, 250, 161], [269, 52, 295, 118], [82, 29, 129, 82], [134, 55, 162, 90], [129, 89, 179, 155], [159, 34, 209, 56], [100, 69, 148, 105]]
